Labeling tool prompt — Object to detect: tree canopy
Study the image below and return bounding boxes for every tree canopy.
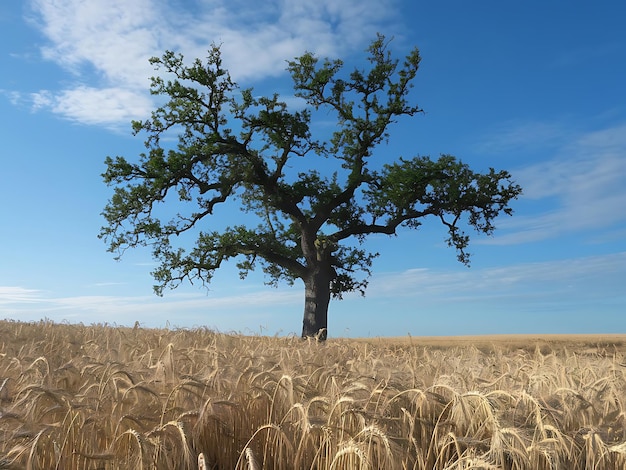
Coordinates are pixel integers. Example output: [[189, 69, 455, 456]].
[[100, 35, 522, 338]]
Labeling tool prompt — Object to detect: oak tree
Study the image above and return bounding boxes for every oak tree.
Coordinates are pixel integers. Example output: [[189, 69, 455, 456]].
[[101, 36, 522, 339]]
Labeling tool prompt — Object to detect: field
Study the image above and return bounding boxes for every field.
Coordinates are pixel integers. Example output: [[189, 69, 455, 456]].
[[0, 320, 625, 469]]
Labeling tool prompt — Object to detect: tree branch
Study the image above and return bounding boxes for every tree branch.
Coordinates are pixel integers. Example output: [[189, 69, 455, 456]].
[[330, 207, 438, 242]]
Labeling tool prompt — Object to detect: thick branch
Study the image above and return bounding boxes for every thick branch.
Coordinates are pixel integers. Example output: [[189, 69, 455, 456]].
[[330, 207, 437, 242]]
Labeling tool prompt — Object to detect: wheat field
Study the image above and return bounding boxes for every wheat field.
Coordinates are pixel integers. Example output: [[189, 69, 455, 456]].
[[0, 320, 624, 469]]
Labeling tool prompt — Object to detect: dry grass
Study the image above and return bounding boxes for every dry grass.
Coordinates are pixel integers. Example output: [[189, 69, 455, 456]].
[[0, 319, 624, 469]]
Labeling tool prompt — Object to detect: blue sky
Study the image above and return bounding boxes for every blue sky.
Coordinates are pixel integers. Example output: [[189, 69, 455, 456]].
[[1, 0, 625, 337]]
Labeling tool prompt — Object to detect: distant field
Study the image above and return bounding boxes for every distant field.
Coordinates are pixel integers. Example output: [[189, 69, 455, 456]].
[[355, 333, 626, 351], [0, 320, 625, 469]]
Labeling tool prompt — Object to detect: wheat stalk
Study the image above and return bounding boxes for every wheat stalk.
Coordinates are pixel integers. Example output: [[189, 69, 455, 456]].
[[244, 447, 260, 470], [1, 320, 625, 469], [329, 442, 370, 470]]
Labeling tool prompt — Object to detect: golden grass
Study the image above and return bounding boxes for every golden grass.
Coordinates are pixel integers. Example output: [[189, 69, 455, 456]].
[[0, 319, 624, 469]]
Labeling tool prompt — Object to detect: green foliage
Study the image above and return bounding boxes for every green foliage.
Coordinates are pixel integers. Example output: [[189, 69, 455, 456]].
[[100, 35, 522, 299], [363, 155, 520, 264]]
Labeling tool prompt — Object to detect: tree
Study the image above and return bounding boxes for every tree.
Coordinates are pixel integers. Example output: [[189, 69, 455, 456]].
[[100, 36, 522, 339]]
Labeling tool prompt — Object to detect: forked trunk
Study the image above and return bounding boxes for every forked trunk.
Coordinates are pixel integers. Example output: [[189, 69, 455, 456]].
[[301, 268, 333, 340]]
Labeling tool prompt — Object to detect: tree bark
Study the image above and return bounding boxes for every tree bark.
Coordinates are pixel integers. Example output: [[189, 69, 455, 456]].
[[301, 267, 333, 340]]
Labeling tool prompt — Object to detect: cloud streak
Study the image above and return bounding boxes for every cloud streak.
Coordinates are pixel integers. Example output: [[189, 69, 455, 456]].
[[482, 122, 626, 244], [0, 285, 301, 328], [19, 0, 397, 127], [30, 86, 155, 126], [367, 252, 626, 304], [3, 252, 623, 329], [0, 287, 45, 305]]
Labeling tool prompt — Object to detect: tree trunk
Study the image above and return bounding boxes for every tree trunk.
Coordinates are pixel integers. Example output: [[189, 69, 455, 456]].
[[301, 267, 333, 340]]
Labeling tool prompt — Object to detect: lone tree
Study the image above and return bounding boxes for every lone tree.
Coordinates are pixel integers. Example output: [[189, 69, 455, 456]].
[[101, 36, 522, 339]]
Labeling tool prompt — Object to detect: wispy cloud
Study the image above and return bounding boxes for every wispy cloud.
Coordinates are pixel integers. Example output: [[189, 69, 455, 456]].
[[87, 282, 128, 288], [481, 122, 626, 244], [18, 0, 398, 127], [3, 253, 623, 332], [30, 0, 161, 85], [0, 286, 46, 304], [367, 252, 626, 302], [475, 120, 571, 156], [552, 41, 626, 69], [29, 86, 155, 126], [0, 284, 301, 327]]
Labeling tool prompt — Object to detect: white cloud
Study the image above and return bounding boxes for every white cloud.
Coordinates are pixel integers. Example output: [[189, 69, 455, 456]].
[[21, 0, 398, 127], [0, 284, 301, 327], [4, 90, 24, 106], [367, 252, 626, 301], [38, 86, 155, 127], [475, 120, 570, 156], [30, 0, 161, 86], [168, 0, 395, 79], [0, 286, 45, 304], [483, 122, 626, 244], [3, 253, 623, 332], [519, 124, 626, 200]]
